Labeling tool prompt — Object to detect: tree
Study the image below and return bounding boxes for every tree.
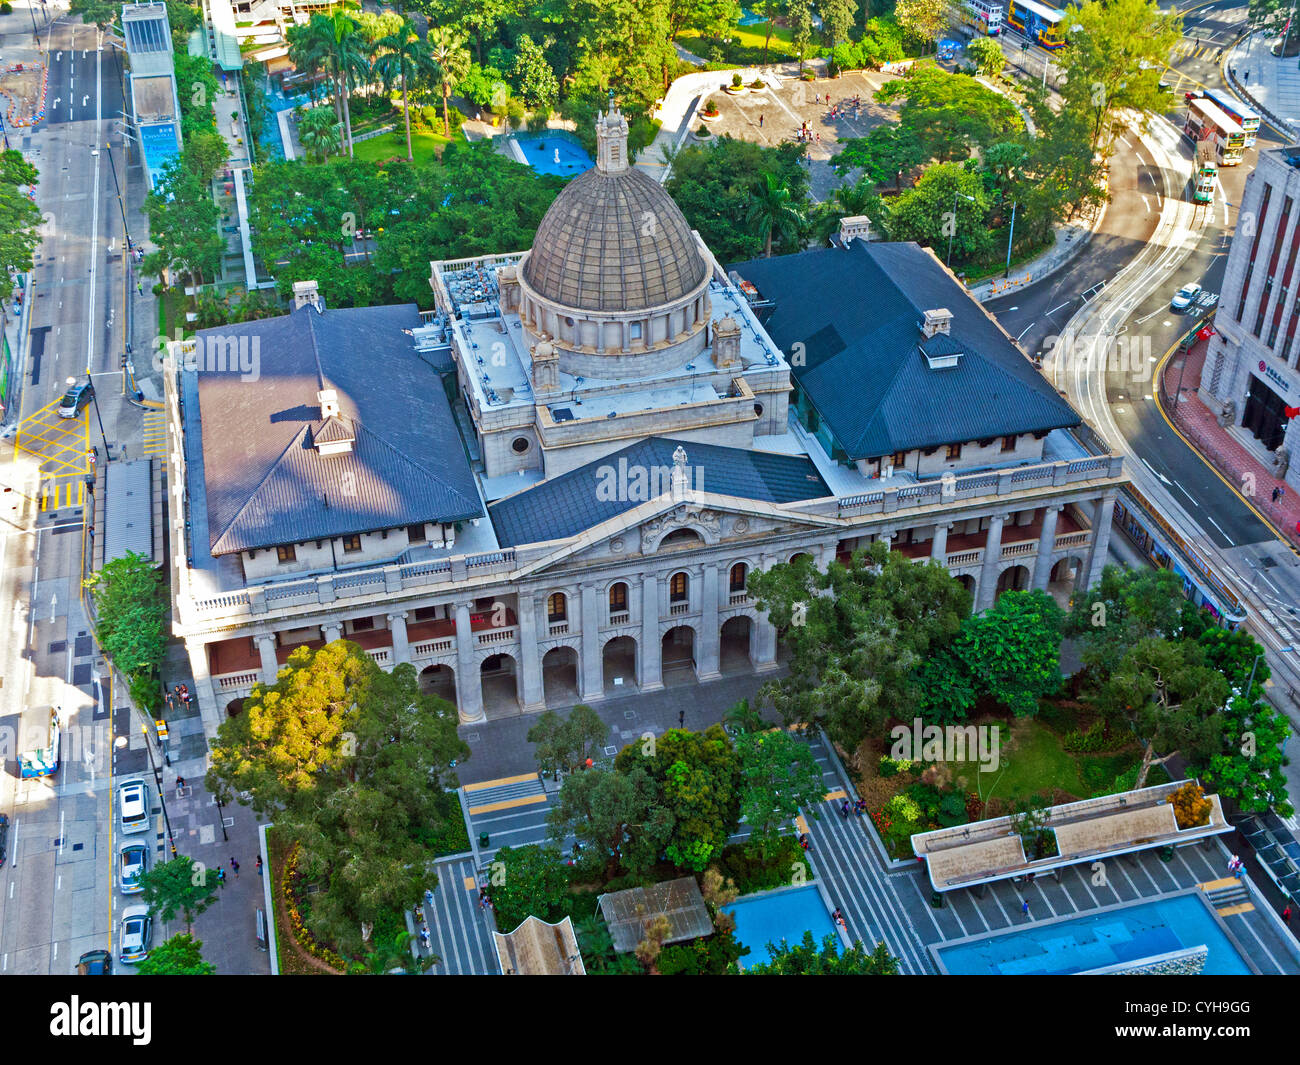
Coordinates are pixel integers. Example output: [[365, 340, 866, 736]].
[[893, 0, 947, 50], [734, 730, 825, 857], [135, 932, 216, 975], [68, 0, 118, 29], [182, 130, 228, 184], [875, 68, 1024, 164], [821, 0, 858, 52], [635, 913, 671, 971], [888, 162, 991, 265], [1058, 0, 1180, 152], [288, 12, 371, 157], [746, 171, 803, 258], [429, 27, 472, 138], [744, 930, 900, 974], [967, 36, 1005, 79], [142, 155, 222, 287], [84, 552, 167, 679], [789, 0, 814, 73], [547, 766, 670, 878], [528, 704, 609, 776], [1098, 637, 1229, 789], [297, 105, 343, 162], [138, 857, 220, 934], [408, 0, 518, 64], [753, 0, 788, 66], [512, 34, 560, 109], [374, 19, 436, 161], [950, 589, 1064, 718], [1201, 692, 1292, 816], [834, 125, 925, 191], [750, 542, 972, 750], [0, 151, 44, 303], [487, 845, 569, 930], [1196, 626, 1270, 693]]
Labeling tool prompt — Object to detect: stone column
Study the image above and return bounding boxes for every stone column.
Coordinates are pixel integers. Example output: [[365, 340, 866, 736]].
[[754, 554, 779, 671], [640, 574, 663, 692], [184, 638, 222, 740], [1084, 493, 1118, 594], [256, 633, 279, 686], [976, 513, 1006, 612], [698, 563, 721, 680], [517, 591, 546, 712], [387, 612, 410, 664], [322, 621, 343, 643], [930, 522, 951, 562], [580, 584, 603, 701], [1031, 506, 1062, 591], [455, 602, 484, 724]]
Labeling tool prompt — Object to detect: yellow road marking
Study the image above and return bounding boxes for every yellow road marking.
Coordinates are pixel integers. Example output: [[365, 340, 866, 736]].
[[463, 772, 541, 793], [795, 814, 809, 834], [463, 876, 476, 890], [824, 789, 847, 802], [1200, 877, 1240, 892], [467, 793, 548, 816], [1217, 902, 1255, 916]]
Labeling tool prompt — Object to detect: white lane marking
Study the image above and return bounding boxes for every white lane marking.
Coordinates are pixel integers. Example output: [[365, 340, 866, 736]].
[[1203, 512, 1233, 543]]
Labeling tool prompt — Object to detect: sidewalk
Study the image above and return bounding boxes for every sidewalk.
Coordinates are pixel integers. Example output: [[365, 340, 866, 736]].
[[1225, 30, 1300, 131], [1163, 335, 1300, 547], [966, 206, 1105, 303]]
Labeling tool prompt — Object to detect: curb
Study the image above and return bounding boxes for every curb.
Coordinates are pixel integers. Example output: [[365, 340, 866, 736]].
[[1224, 32, 1295, 138]]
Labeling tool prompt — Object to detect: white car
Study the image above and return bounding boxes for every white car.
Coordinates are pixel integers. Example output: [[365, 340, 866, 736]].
[[117, 780, 150, 836], [119, 905, 152, 965], [119, 840, 148, 895], [1171, 282, 1203, 312]]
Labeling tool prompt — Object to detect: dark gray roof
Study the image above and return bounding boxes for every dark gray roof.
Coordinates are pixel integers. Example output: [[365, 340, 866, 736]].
[[489, 437, 831, 547], [730, 241, 1080, 459], [190, 303, 481, 555], [598, 877, 714, 954]]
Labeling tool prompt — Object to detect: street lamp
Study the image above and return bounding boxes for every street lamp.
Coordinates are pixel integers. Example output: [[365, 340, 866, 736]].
[[947, 192, 978, 267], [91, 146, 133, 252], [1246, 646, 1295, 701], [68, 375, 110, 461]]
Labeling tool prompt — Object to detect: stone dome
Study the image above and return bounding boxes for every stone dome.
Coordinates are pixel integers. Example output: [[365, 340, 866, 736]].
[[522, 139, 708, 315]]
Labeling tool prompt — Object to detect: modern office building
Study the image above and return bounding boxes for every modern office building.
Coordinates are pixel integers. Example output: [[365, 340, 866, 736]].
[[122, 2, 183, 190], [162, 105, 1126, 739]]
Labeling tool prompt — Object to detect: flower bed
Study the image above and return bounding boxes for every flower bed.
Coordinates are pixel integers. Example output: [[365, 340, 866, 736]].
[[279, 841, 346, 973]]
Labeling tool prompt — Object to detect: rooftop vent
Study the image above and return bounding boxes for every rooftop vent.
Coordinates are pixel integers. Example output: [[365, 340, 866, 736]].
[[293, 279, 323, 312], [921, 308, 952, 338], [318, 388, 340, 418], [919, 332, 964, 370]]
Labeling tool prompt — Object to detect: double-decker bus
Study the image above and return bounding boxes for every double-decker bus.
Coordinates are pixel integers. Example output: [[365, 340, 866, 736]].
[[958, 0, 1004, 36], [1200, 88, 1261, 147], [1184, 97, 1245, 166], [1005, 0, 1067, 49]]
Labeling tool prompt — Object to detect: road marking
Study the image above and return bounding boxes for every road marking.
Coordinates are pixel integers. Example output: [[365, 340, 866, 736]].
[[467, 794, 547, 816], [462, 772, 540, 792], [1046, 301, 1072, 317]]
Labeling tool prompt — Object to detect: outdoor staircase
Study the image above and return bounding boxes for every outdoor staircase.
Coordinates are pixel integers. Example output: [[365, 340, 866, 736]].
[[1202, 878, 1251, 912]]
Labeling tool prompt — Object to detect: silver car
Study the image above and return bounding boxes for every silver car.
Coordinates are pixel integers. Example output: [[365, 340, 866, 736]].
[[117, 780, 150, 836], [1171, 282, 1202, 312], [119, 905, 152, 965], [118, 840, 148, 895]]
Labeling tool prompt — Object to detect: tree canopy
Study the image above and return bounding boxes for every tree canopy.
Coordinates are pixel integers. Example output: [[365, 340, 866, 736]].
[[744, 930, 900, 974]]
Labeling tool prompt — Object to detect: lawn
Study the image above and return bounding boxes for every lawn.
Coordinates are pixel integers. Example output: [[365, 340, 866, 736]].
[[679, 20, 800, 63], [352, 128, 451, 166]]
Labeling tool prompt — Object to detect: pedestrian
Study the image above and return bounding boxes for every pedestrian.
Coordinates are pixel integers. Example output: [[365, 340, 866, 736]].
[[758, 113, 764, 128], [231, 857, 240, 877], [840, 799, 850, 819], [815, 131, 820, 145], [1228, 854, 1241, 874], [1283, 904, 1292, 924], [678, 710, 685, 728], [256, 854, 263, 876], [1274, 487, 1282, 504], [176, 775, 185, 790], [425, 888, 434, 907], [1021, 899, 1030, 917], [216, 866, 226, 885], [1245, 70, 1250, 84]]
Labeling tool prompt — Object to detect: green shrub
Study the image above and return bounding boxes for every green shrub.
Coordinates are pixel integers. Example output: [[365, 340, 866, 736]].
[[937, 792, 968, 827], [715, 836, 811, 894], [877, 755, 916, 778], [1062, 718, 1116, 753], [2, 3, 16, 14]]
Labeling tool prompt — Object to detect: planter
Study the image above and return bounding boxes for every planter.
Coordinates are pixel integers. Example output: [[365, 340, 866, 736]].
[[699, 107, 720, 120], [724, 85, 747, 95]]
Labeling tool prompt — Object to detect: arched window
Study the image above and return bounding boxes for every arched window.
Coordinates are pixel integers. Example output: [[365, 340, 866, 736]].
[[608, 582, 628, 614], [729, 562, 748, 593], [547, 593, 567, 623], [670, 572, 689, 603], [790, 552, 813, 565]]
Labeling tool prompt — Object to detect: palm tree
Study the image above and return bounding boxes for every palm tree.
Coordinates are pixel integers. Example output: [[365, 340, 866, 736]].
[[287, 12, 370, 157], [297, 105, 342, 162], [427, 26, 470, 139], [373, 19, 434, 161], [746, 171, 804, 258]]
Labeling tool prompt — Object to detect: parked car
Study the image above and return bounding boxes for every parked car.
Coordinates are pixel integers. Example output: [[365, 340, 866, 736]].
[[1171, 282, 1203, 312], [0, 814, 8, 868], [76, 949, 113, 975], [119, 906, 152, 965], [118, 840, 148, 895], [58, 380, 94, 419], [117, 779, 150, 835]]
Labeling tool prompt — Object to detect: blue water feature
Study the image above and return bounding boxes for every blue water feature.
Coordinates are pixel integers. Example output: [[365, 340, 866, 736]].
[[738, 7, 768, 25], [723, 886, 838, 970], [510, 132, 593, 178], [936, 895, 1252, 976]]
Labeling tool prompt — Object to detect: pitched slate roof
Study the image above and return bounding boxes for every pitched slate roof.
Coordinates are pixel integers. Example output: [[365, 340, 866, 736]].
[[729, 241, 1080, 460], [488, 437, 831, 548], [192, 303, 482, 555]]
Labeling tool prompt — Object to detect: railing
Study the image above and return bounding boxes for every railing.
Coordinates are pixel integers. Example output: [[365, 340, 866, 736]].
[[215, 670, 260, 691], [412, 637, 454, 657], [608, 611, 630, 626], [477, 626, 517, 646], [548, 621, 569, 636], [728, 592, 749, 605], [1000, 539, 1037, 559], [366, 648, 391, 665], [669, 602, 690, 616], [1054, 530, 1090, 549], [946, 549, 983, 567]]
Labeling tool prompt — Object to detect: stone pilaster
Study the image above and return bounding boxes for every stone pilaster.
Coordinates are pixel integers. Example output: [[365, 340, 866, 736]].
[[1031, 506, 1062, 591], [184, 638, 222, 740], [455, 602, 485, 724], [931, 521, 951, 562], [1084, 493, 1117, 593], [580, 584, 603, 701], [388, 612, 410, 664], [322, 621, 343, 643], [518, 592, 546, 712], [977, 513, 1006, 612], [256, 633, 279, 686], [698, 564, 721, 680], [640, 574, 663, 692]]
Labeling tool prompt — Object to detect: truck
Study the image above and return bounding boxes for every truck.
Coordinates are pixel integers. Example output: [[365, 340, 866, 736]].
[[19, 708, 62, 778], [1193, 141, 1217, 205]]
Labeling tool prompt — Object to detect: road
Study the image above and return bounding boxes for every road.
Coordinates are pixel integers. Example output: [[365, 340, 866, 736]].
[[0, 11, 148, 975]]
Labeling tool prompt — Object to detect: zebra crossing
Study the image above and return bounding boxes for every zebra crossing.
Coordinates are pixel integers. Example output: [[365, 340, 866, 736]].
[[141, 409, 167, 456], [419, 857, 497, 975]]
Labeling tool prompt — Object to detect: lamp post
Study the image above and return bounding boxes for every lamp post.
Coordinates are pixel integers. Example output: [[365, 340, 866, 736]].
[[68, 375, 110, 460], [117, 731, 178, 859], [1005, 201, 1018, 278], [946, 192, 978, 267], [1245, 646, 1294, 700], [93, 145, 133, 252]]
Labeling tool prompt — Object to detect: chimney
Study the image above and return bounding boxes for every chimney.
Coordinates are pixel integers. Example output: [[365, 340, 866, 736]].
[[498, 264, 521, 315], [713, 316, 741, 370], [293, 279, 322, 312], [318, 388, 340, 417], [921, 308, 952, 338]]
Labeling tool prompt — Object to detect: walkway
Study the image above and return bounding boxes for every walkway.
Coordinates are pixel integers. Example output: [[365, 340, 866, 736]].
[[420, 856, 496, 974], [1226, 29, 1300, 128], [1163, 335, 1300, 548]]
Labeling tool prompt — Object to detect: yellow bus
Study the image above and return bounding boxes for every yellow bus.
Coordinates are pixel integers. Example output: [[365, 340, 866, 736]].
[[1006, 0, 1067, 49]]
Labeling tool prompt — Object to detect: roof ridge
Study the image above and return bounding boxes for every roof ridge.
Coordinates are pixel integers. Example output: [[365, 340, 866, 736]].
[[210, 425, 312, 549]]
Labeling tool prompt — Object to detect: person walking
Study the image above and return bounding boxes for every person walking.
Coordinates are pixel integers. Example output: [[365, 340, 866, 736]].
[[256, 854, 263, 876], [1021, 899, 1031, 918], [1274, 486, 1282, 504], [1283, 904, 1292, 925], [230, 857, 240, 878], [678, 710, 685, 728], [176, 775, 186, 791], [216, 866, 226, 886], [840, 799, 850, 819], [758, 113, 764, 128]]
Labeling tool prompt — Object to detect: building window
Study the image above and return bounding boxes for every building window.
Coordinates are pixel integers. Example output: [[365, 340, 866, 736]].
[[1001, 435, 1017, 452], [754, 403, 764, 418], [408, 523, 426, 543], [276, 544, 296, 564], [1237, 182, 1273, 322], [891, 450, 907, 469], [629, 322, 642, 340], [609, 582, 628, 613], [946, 443, 962, 460], [342, 534, 362, 553], [511, 437, 530, 454], [729, 563, 748, 593], [351, 616, 374, 632], [669, 572, 689, 603], [547, 593, 567, 623]]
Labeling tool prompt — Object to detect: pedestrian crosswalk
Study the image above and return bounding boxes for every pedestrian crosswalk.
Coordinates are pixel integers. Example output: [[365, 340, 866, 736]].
[[39, 479, 84, 511], [141, 410, 167, 456]]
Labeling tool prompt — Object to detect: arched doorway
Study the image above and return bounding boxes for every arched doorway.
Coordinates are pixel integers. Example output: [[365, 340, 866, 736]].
[[1049, 555, 1086, 605], [996, 564, 1030, 601], [419, 663, 456, 707], [720, 615, 753, 673], [954, 573, 976, 596], [543, 646, 579, 707], [662, 625, 696, 683], [603, 635, 637, 693], [480, 654, 520, 718]]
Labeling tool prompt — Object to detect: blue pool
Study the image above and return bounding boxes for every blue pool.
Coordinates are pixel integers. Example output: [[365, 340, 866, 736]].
[[511, 132, 593, 177], [723, 885, 838, 970], [936, 894, 1252, 976]]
